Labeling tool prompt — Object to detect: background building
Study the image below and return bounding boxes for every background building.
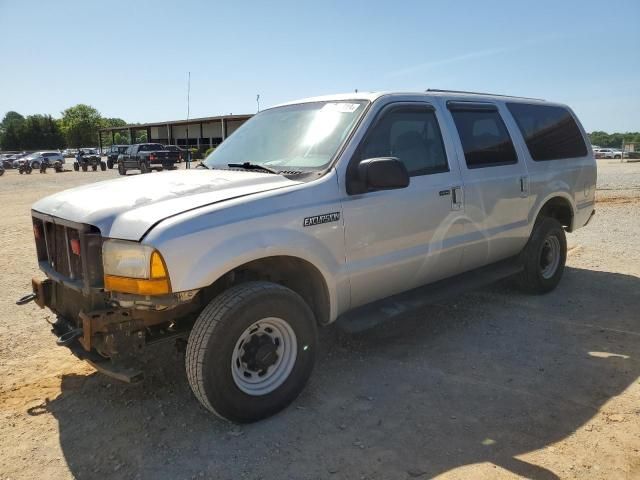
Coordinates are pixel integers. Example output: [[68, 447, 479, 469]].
[[98, 114, 252, 151]]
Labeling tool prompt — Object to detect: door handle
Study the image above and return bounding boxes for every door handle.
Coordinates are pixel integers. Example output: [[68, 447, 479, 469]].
[[519, 176, 529, 197], [451, 186, 463, 210]]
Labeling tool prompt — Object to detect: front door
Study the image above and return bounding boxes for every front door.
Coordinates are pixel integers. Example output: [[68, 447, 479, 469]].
[[342, 102, 467, 309], [445, 101, 530, 270]]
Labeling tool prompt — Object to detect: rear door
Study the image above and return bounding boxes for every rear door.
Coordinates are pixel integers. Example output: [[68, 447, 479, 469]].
[[445, 101, 530, 270], [342, 100, 467, 308]]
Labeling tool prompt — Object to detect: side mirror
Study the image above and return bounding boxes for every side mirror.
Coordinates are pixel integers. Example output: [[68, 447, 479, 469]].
[[355, 157, 410, 193]]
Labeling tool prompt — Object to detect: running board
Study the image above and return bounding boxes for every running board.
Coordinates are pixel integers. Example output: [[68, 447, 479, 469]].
[[336, 256, 523, 333]]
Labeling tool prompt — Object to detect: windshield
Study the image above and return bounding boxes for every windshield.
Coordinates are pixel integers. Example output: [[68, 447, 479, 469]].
[[204, 101, 367, 172]]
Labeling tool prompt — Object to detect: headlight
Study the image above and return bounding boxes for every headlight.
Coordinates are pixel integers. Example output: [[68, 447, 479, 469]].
[[102, 239, 171, 295]]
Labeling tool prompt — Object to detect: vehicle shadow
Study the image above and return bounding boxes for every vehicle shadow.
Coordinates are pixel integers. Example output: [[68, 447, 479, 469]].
[[41, 267, 639, 479]]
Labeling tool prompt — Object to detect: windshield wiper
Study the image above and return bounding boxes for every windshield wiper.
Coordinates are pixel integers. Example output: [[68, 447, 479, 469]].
[[228, 162, 278, 174]]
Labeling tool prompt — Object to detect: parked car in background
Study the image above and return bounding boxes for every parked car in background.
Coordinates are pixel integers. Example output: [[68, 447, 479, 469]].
[[5, 152, 28, 168], [595, 148, 622, 159], [106, 145, 130, 169], [117, 143, 179, 174], [13, 151, 63, 169], [163, 144, 186, 162], [1, 154, 18, 169]]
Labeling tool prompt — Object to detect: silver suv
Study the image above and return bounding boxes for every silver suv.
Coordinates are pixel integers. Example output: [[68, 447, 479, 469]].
[[23, 91, 596, 422]]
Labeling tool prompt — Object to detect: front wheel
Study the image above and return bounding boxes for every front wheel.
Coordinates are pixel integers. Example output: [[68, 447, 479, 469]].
[[140, 161, 150, 174], [107, 159, 114, 169], [186, 281, 317, 423], [100, 161, 107, 171], [118, 162, 126, 176], [73, 162, 79, 172], [518, 217, 567, 294]]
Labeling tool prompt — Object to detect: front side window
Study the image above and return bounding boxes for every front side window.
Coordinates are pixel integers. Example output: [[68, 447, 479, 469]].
[[204, 101, 367, 173], [355, 105, 448, 176], [450, 106, 518, 168], [507, 103, 587, 161]]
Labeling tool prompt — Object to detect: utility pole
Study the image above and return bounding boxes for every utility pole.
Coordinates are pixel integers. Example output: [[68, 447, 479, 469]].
[[256, 94, 261, 112], [186, 71, 191, 168]]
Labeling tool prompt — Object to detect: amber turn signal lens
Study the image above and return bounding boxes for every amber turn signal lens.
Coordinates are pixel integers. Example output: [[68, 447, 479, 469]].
[[150, 251, 168, 279], [104, 275, 171, 295]]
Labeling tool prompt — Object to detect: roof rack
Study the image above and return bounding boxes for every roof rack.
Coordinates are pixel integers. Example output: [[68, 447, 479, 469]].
[[425, 89, 544, 102]]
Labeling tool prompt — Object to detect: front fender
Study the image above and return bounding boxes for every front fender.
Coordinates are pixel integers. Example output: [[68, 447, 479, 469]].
[[166, 228, 345, 322]]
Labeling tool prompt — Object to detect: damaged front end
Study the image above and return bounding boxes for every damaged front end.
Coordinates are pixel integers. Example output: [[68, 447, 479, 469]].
[[19, 212, 202, 382]]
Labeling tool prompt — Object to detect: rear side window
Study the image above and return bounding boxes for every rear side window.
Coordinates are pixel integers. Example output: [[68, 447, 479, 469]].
[[507, 103, 587, 161], [449, 105, 518, 168]]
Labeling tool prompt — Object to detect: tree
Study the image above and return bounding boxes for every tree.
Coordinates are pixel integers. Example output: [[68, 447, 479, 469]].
[[60, 104, 102, 147], [0, 111, 25, 150]]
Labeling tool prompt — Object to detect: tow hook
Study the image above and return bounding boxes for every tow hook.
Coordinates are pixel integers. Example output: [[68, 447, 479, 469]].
[[56, 328, 83, 347], [16, 293, 37, 305]]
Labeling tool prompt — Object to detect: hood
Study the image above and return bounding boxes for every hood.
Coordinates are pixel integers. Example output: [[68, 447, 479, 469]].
[[32, 169, 302, 240]]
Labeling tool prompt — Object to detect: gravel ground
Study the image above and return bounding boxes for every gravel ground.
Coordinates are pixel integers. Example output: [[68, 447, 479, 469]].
[[0, 160, 638, 480]]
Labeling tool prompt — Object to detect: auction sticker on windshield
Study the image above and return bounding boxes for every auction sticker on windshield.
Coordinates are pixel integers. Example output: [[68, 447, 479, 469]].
[[320, 103, 361, 113]]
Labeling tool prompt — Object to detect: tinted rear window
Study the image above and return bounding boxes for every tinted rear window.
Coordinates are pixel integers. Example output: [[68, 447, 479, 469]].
[[507, 103, 587, 161], [139, 144, 164, 151], [449, 107, 518, 168]]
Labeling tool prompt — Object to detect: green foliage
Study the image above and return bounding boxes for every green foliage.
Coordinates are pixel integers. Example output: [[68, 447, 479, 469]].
[[189, 148, 203, 160], [20, 115, 65, 150], [0, 111, 25, 150], [588, 131, 640, 148], [135, 131, 148, 143], [0, 112, 63, 150], [60, 104, 102, 147], [204, 146, 215, 157]]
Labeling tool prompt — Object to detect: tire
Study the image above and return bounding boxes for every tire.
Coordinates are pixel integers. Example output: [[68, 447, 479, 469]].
[[91, 164, 97, 171], [614, 155, 621, 159], [186, 281, 318, 423], [100, 161, 107, 171], [118, 162, 126, 176], [73, 162, 79, 172], [32, 161, 40, 169], [518, 217, 567, 294], [81, 164, 88, 172], [107, 159, 113, 169], [140, 161, 150, 174]]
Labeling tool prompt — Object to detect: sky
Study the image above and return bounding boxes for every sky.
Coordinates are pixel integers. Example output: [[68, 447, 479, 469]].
[[0, 0, 638, 132]]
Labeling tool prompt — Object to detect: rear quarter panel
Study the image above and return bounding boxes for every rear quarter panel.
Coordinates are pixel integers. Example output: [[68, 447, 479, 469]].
[[502, 102, 596, 233]]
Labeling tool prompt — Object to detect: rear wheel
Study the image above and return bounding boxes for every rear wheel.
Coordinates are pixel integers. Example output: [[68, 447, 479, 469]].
[[73, 162, 79, 172], [118, 162, 126, 176], [107, 159, 113, 169], [31, 160, 40, 169], [140, 161, 150, 174], [518, 217, 567, 294], [100, 161, 107, 171], [186, 281, 317, 423], [81, 163, 88, 172]]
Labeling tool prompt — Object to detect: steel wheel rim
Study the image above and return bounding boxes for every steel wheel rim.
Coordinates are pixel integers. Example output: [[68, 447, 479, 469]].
[[231, 317, 297, 396], [540, 235, 561, 279]]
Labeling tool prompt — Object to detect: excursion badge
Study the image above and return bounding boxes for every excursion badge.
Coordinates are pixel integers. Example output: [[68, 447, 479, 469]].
[[303, 212, 340, 227]]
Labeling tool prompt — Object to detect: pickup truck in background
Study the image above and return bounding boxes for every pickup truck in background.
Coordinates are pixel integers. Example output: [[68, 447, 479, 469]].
[[117, 143, 179, 175]]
